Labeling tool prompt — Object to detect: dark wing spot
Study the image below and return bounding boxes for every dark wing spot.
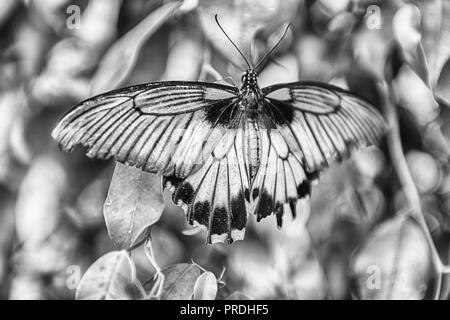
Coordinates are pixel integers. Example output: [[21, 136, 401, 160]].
[[256, 189, 273, 221], [211, 207, 228, 236], [174, 182, 194, 205], [244, 188, 250, 202], [205, 99, 239, 127], [193, 201, 210, 226], [289, 200, 296, 218], [251, 188, 259, 200], [275, 205, 284, 228], [297, 180, 311, 198], [264, 99, 294, 126], [231, 191, 247, 230], [306, 170, 320, 181], [163, 176, 182, 190]]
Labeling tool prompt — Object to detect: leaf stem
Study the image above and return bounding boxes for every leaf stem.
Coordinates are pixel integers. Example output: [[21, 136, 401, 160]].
[[127, 252, 148, 299], [144, 236, 165, 299], [378, 80, 448, 300]]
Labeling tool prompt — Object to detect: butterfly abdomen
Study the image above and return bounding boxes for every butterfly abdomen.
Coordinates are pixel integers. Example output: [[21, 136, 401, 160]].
[[245, 118, 261, 182]]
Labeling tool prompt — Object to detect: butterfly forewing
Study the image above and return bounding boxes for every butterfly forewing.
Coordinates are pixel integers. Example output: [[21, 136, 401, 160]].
[[52, 82, 239, 178], [262, 82, 385, 172], [53, 81, 254, 244]]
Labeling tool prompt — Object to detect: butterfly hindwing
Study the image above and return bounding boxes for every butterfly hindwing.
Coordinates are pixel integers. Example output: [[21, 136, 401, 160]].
[[52, 81, 239, 178], [249, 116, 311, 226], [165, 126, 250, 244]]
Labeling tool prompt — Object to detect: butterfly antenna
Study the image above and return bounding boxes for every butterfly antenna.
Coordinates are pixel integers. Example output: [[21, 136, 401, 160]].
[[254, 23, 290, 72], [214, 14, 252, 69]]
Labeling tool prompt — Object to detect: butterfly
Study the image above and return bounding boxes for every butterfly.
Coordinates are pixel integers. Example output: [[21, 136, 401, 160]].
[[52, 16, 386, 244]]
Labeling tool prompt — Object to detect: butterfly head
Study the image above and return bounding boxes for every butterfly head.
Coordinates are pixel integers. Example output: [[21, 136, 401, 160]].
[[241, 70, 258, 88], [214, 14, 290, 89]]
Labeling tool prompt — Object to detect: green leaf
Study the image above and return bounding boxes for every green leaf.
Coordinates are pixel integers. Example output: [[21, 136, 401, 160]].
[[104, 163, 164, 250], [76, 251, 135, 300]]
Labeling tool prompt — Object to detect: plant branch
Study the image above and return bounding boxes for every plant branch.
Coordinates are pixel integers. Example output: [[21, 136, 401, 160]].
[[128, 251, 148, 299], [378, 80, 448, 299], [144, 236, 165, 299]]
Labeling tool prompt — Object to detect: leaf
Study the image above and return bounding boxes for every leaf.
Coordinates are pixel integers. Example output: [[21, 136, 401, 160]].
[[9, 273, 45, 300], [161, 28, 203, 81], [197, 0, 300, 69], [14, 222, 80, 275], [9, 115, 31, 165], [393, 66, 438, 126], [258, 53, 299, 88], [271, 222, 328, 300], [0, 189, 15, 282], [435, 56, 450, 106], [15, 156, 67, 247], [104, 162, 164, 250], [30, 1, 121, 106], [228, 241, 282, 299], [0, 90, 28, 184], [67, 177, 110, 229], [89, 1, 182, 94], [418, 0, 450, 86], [327, 11, 357, 38], [406, 151, 441, 194], [73, 0, 121, 48], [130, 227, 184, 282], [338, 185, 385, 228], [160, 263, 202, 300], [393, 4, 431, 88], [349, 215, 432, 300], [76, 251, 135, 300], [0, 0, 17, 27], [226, 292, 252, 300], [193, 271, 217, 300], [352, 27, 391, 82]]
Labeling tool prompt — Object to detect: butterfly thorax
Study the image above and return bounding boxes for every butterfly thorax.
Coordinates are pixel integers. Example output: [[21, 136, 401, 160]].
[[239, 70, 262, 113]]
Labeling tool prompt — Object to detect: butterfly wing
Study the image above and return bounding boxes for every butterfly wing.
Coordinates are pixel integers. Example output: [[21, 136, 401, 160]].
[[52, 81, 239, 178], [249, 81, 386, 224], [53, 79, 386, 244], [164, 125, 250, 244]]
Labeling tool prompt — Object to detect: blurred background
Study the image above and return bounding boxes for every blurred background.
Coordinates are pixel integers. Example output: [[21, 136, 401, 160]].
[[0, 0, 450, 300]]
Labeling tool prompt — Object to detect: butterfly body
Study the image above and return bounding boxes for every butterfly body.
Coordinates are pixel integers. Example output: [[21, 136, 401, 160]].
[[53, 71, 386, 244]]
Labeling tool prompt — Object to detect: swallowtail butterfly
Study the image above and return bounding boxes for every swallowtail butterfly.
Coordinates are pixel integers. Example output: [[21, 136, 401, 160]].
[[52, 16, 386, 244]]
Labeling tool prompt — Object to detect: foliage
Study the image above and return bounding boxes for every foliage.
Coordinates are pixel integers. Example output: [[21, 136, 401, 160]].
[[0, 0, 450, 300]]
